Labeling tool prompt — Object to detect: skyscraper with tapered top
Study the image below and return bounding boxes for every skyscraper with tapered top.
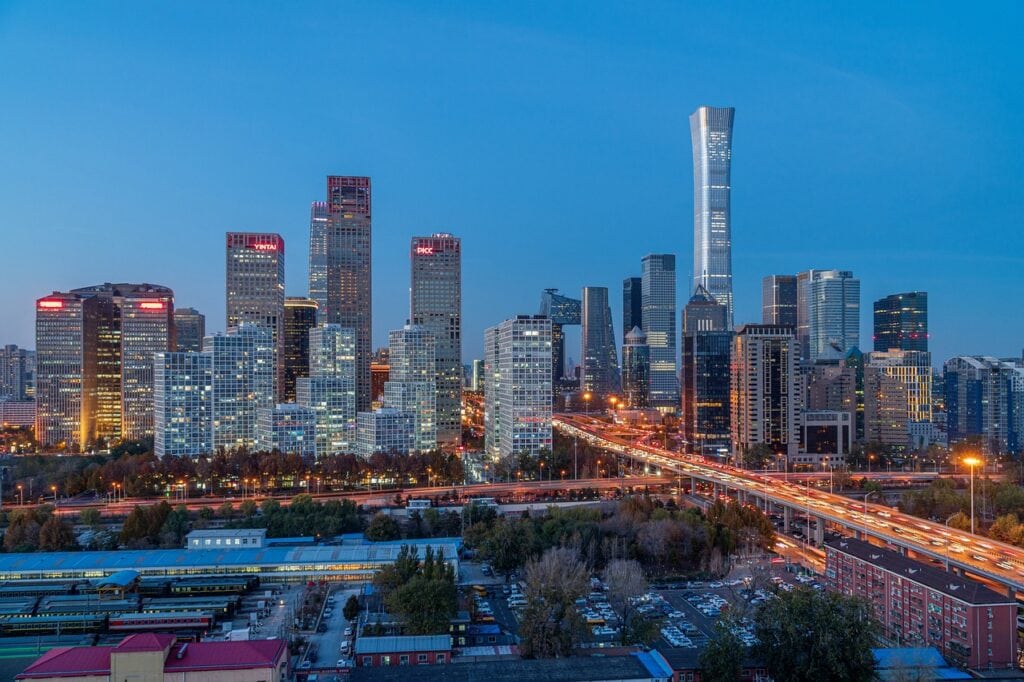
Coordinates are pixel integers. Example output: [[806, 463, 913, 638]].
[[690, 105, 735, 327]]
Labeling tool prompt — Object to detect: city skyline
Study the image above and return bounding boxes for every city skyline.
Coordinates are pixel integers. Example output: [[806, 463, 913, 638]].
[[1, 4, 1022, 368]]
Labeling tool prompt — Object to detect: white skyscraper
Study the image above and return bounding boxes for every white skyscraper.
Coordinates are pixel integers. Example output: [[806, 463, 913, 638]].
[[383, 325, 436, 452], [297, 324, 357, 456], [154, 352, 212, 458], [204, 324, 275, 451], [484, 316, 552, 458]]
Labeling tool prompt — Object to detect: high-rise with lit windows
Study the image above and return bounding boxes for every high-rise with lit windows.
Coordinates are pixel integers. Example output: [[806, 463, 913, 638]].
[[484, 316, 552, 458], [35, 283, 174, 450], [410, 233, 462, 448], [731, 324, 800, 462], [204, 324, 275, 451], [797, 269, 860, 362], [690, 105, 735, 327], [226, 232, 285, 398], [580, 286, 619, 399], [297, 324, 356, 455], [309, 176, 372, 412], [154, 351, 212, 457], [282, 297, 318, 402], [761, 275, 797, 327], [873, 292, 928, 352], [383, 325, 436, 452], [173, 307, 206, 353]]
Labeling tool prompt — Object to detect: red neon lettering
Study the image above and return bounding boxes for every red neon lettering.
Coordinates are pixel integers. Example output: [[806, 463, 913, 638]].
[[38, 300, 64, 309], [415, 246, 435, 255], [139, 301, 165, 310], [251, 243, 278, 251]]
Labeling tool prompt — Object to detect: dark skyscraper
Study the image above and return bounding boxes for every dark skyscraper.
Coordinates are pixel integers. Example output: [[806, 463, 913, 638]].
[[641, 254, 678, 410], [580, 286, 619, 398], [309, 176, 372, 411], [539, 288, 581, 384], [690, 105, 735, 327], [622, 277, 642, 343], [411, 233, 462, 448], [173, 307, 205, 353], [761, 275, 797, 327], [622, 327, 649, 408], [681, 287, 731, 454], [873, 291, 928, 352], [282, 297, 318, 402]]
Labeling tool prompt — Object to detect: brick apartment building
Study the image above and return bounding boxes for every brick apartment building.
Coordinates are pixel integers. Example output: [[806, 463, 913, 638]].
[[825, 537, 1017, 671]]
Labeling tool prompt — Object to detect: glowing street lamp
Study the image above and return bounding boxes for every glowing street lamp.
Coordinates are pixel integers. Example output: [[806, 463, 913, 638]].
[[16, 484, 22, 506], [583, 392, 592, 415], [963, 456, 982, 534]]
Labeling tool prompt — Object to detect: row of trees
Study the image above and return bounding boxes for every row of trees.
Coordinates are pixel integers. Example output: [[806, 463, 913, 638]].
[[372, 545, 458, 634], [5, 447, 469, 503]]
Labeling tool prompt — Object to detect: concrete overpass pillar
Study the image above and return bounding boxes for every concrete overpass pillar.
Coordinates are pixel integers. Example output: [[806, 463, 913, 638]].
[[713, 483, 720, 500], [783, 506, 792, 533], [814, 517, 824, 546]]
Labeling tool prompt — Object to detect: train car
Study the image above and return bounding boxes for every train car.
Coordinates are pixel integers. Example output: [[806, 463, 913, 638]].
[[37, 596, 138, 617], [141, 597, 235, 617], [137, 578, 173, 597], [0, 582, 79, 599], [169, 577, 256, 596], [108, 611, 213, 633], [0, 614, 106, 635]]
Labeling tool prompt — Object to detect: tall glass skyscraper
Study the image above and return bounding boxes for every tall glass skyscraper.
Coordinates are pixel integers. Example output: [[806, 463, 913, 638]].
[[282, 297, 318, 402], [410, 234, 462, 448], [761, 275, 797, 327], [641, 254, 677, 410], [204, 324, 275, 451], [690, 105, 735, 328], [681, 287, 731, 454], [873, 291, 928, 352], [621, 327, 649, 408], [622, 277, 642, 343], [580, 286, 619, 399], [225, 232, 285, 398], [298, 324, 357, 455], [797, 269, 861, 362], [173, 307, 205, 353], [383, 325, 436, 452], [309, 176, 372, 412]]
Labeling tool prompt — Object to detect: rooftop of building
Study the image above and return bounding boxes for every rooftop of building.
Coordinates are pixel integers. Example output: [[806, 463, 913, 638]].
[[354, 634, 452, 655], [349, 651, 672, 682], [16, 636, 286, 679], [873, 647, 972, 680], [0, 537, 461, 577], [825, 537, 1014, 605]]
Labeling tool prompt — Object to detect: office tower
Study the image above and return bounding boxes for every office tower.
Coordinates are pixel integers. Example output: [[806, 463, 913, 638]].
[[410, 234, 462, 448], [681, 287, 732, 455], [204, 324, 275, 451], [154, 352, 212, 457], [35, 284, 174, 450], [382, 325, 436, 452], [225, 232, 285, 398], [580, 286, 619, 399], [257, 403, 317, 457], [863, 350, 933, 447], [873, 292, 928, 352], [356, 408, 415, 457], [0, 400, 34, 428], [621, 327, 649, 408], [805, 362, 858, 420], [282, 297, 318, 402], [798, 411, 852, 467], [118, 286, 175, 439], [297, 324, 357, 456], [641, 254, 678, 410], [0, 345, 33, 400], [539, 288, 581, 383], [484, 316, 552, 458], [690, 105, 735, 327], [310, 176, 372, 411], [307, 201, 330, 311], [797, 269, 860, 362], [944, 356, 1023, 457], [470, 359, 484, 392], [623, 277, 642, 343], [761, 275, 797, 326], [173, 308, 206, 353], [844, 347, 866, 440], [731, 325, 800, 462]]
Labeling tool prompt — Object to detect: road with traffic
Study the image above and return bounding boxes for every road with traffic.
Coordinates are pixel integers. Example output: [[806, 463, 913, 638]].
[[555, 413, 1024, 596]]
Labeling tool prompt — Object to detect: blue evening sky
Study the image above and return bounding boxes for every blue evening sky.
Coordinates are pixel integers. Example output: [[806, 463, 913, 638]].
[[1, 2, 1022, 365]]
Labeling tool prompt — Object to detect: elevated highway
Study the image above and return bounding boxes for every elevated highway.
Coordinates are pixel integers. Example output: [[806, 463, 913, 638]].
[[556, 414, 1024, 595]]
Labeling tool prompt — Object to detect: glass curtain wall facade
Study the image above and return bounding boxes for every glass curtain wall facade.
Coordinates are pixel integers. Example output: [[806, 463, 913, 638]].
[[641, 254, 678, 410]]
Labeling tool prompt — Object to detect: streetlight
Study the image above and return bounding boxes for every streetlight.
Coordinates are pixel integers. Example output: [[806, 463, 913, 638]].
[[963, 456, 981, 534], [50, 485, 57, 503], [16, 484, 22, 506], [583, 392, 592, 415]]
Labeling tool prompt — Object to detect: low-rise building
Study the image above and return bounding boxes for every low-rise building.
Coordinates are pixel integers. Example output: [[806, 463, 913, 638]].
[[0, 399, 35, 428], [186, 528, 267, 550], [256, 403, 317, 456], [353, 634, 452, 667], [16, 633, 288, 681], [825, 537, 1017, 670]]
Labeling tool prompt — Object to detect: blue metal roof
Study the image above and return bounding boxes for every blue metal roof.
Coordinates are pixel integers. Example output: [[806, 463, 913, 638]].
[[0, 539, 461, 578], [93, 569, 139, 587]]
